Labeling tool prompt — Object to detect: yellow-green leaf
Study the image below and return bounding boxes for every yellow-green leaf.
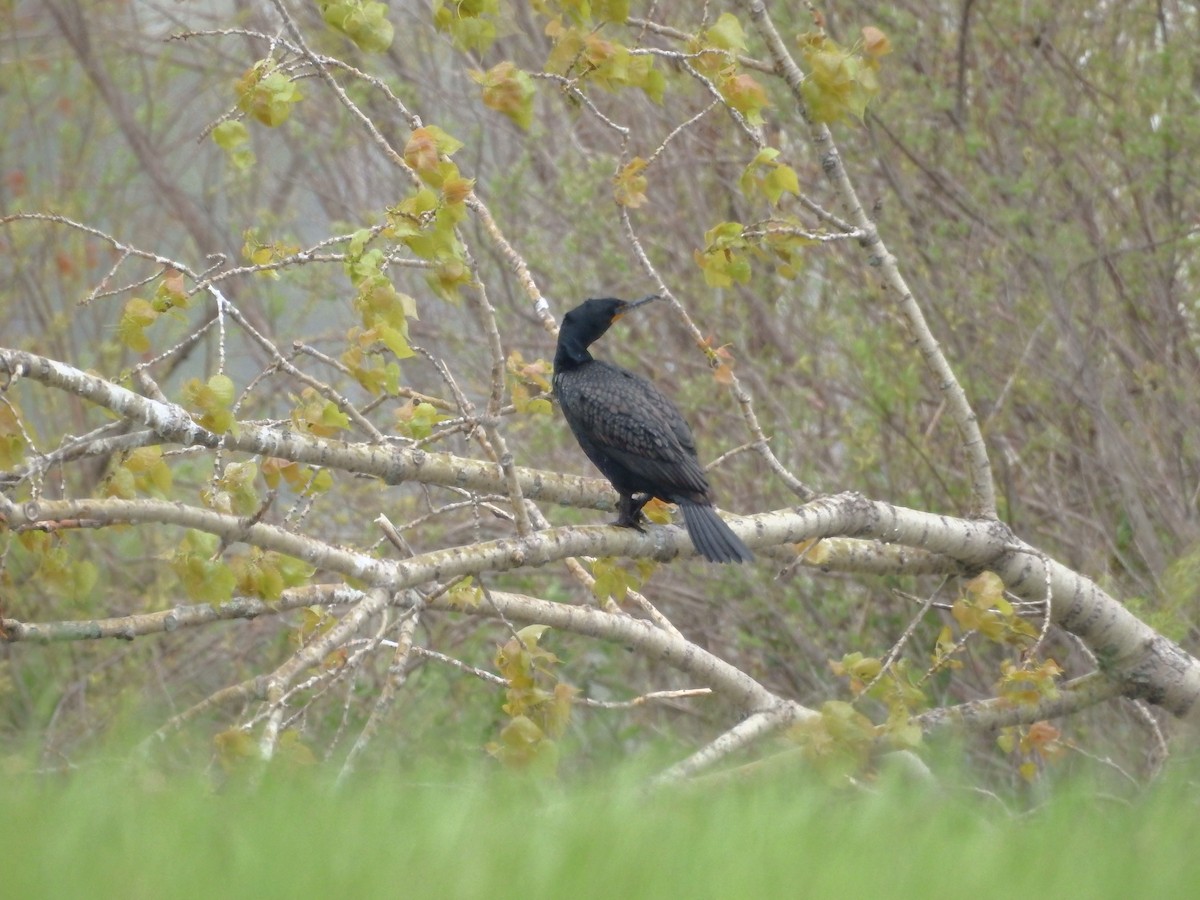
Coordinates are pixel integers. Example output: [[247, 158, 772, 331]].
[[705, 13, 747, 52], [212, 119, 249, 151], [720, 72, 769, 126], [613, 157, 649, 208], [319, 0, 394, 53], [207, 374, 236, 407], [471, 61, 536, 130], [0, 401, 27, 469]]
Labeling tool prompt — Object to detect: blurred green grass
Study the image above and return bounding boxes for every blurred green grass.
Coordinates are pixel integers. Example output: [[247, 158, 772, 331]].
[[4, 760, 1197, 899]]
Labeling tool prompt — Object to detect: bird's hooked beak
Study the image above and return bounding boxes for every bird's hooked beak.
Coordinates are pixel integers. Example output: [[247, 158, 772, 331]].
[[613, 294, 662, 321]]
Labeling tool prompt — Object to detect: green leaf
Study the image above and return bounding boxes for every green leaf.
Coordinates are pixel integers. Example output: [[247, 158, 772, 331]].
[[212, 120, 249, 150], [396, 399, 450, 439], [171, 534, 237, 604], [764, 165, 800, 205], [236, 66, 303, 127], [428, 258, 472, 302], [705, 13, 747, 52], [306, 469, 334, 495], [0, 401, 27, 469], [118, 297, 158, 352], [150, 272, 189, 314], [740, 148, 801, 206], [347, 227, 372, 259], [377, 323, 413, 360], [431, 0, 498, 53], [471, 62, 537, 130], [633, 62, 666, 104], [319, 0, 395, 53], [207, 374, 236, 407], [720, 72, 769, 126], [517, 624, 551, 646], [423, 124, 465, 157], [797, 32, 882, 125], [182, 374, 238, 434], [320, 402, 351, 431], [122, 446, 173, 497]]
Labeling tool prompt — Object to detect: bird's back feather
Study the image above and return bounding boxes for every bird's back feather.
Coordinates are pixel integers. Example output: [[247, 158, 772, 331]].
[[554, 360, 710, 501]]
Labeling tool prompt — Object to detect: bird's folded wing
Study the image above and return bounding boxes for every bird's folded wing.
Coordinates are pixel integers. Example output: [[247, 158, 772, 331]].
[[568, 369, 710, 496]]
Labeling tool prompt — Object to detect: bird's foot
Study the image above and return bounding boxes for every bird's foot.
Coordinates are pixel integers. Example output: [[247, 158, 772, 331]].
[[614, 493, 652, 531], [612, 512, 648, 532]]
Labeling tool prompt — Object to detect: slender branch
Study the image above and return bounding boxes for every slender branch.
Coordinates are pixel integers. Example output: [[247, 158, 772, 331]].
[[738, 0, 997, 518], [625, 16, 777, 73], [652, 705, 810, 783], [619, 210, 816, 503], [0, 589, 340, 643], [579, 688, 713, 710], [916, 672, 1124, 733], [337, 602, 423, 784]]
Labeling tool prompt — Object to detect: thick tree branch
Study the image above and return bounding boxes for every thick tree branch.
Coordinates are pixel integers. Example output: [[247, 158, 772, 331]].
[[4, 488, 1198, 717]]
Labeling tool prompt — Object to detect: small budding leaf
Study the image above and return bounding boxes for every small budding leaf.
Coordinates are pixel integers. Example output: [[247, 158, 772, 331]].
[[830, 651, 882, 694], [290, 388, 349, 437], [613, 157, 649, 208], [861, 25, 892, 58], [471, 61, 536, 130], [395, 400, 450, 440], [797, 31, 885, 125], [236, 66, 303, 127], [181, 374, 237, 433], [171, 533, 237, 604], [711, 344, 738, 385], [447, 576, 483, 609], [121, 446, 173, 496], [695, 221, 753, 287], [720, 72, 769, 126], [118, 297, 158, 352], [153, 270, 190, 313], [403, 126, 465, 188], [442, 174, 475, 205], [404, 129, 441, 176]]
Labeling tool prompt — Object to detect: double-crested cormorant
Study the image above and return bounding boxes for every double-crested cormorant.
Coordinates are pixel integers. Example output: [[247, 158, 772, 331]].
[[553, 296, 753, 564]]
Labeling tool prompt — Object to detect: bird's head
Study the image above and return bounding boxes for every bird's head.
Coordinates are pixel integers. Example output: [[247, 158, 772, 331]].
[[554, 295, 661, 369]]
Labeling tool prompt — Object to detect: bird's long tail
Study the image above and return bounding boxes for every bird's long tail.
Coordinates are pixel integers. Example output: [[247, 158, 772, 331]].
[[678, 501, 754, 564]]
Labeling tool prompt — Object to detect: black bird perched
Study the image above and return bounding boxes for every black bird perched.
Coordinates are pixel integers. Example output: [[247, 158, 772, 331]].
[[552, 296, 753, 564]]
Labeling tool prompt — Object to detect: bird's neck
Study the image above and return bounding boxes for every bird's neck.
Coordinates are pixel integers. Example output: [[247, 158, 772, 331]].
[[553, 338, 594, 372]]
